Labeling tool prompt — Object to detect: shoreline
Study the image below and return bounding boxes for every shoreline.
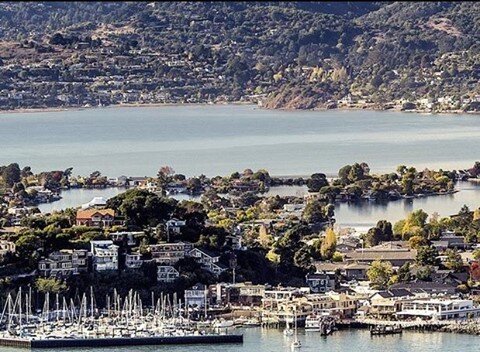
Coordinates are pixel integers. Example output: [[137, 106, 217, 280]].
[[0, 101, 478, 116]]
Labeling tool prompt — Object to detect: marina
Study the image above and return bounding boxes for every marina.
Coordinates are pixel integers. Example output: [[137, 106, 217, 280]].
[[0, 289, 243, 349]]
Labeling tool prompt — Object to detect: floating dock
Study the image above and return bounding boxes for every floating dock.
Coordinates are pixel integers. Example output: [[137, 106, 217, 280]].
[[0, 334, 243, 349]]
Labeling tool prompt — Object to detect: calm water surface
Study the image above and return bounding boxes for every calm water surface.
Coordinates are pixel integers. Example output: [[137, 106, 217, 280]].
[[0, 105, 478, 177], [36, 188, 123, 213], [4, 105, 480, 226], [0, 329, 478, 352], [38, 181, 480, 228]]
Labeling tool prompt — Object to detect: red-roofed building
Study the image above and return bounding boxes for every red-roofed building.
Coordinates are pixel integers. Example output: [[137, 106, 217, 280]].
[[76, 208, 116, 227]]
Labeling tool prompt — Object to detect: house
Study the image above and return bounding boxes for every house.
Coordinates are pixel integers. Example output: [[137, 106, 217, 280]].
[[224, 233, 244, 250], [149, 241, 194, 265], [336, 243, 357, 253], [431, 240, 449, 252], [81, 197, 107, 209], [76, 208, 116, 227], [343, 263, 370, 281], [109, 231, 144, 247], [389, 281, 457, 295], [369, 289, 414, 318], [396, 298, 480, 320], [157, 265, 180, 283], [185, 283, 209, 308], [305, 272, 335, 293], [166, 218, 186, 234], [125, 252, 143, 269], [314, 262, 369, 281], [438, 231, 468, 249], [236, 282, 265, 305], [90, 240, 119, 271], [343, 248, 417, 268], [38, 249, 89, 277], [0, 240, 16, 257], [188, 248, 227, 275]]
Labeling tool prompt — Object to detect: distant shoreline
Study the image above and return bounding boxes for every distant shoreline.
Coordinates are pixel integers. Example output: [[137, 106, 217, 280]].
[[0, 101, 478, 115]]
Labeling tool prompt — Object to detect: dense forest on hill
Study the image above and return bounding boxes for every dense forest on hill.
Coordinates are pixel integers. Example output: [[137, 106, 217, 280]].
[[0, 1, 478, 111]]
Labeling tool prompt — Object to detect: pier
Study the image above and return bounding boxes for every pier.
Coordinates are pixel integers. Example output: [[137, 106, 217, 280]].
[[0, 334, 243, 349]]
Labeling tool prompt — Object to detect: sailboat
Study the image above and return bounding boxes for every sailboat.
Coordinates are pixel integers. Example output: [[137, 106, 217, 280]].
[[291, 309, 301, 349], [283, 320, 293, 336]]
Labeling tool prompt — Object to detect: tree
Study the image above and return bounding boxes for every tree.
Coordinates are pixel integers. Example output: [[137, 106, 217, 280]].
[[396, 165, 407, 176], [367, 260, 393, 289], [302, 200, 327, 224], [258, 224, 273, 248], [416, 245, 439, 266], [415, 265, 432, 281], [294, 245, 313, 269], [338, 164, 352, 184], [364, 220, 393, 247], [408, 235, 426, 249], [444, 248, 463, 272], [307, 173, 328, 192], [320, 228, 337, 260], [107, 189, 175, 227], [36, 277, 67, 293], [473, 249, 480, 261], [157, 165, 175, 196], [397, 262, 411, 282], [2, 163, 21, 187]]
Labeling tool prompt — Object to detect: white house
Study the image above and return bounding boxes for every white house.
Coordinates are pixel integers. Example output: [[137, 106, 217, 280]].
[[157, 265, 180, 283], [38, 249, 89, 277], [125, 252, 143, 269], [81, 197, 107, 209], [90, 240, 119, 271], [188, 248, 227, 275], [166, 219, 186, 234], [110, 231, 144, 247], [185, 283, 208, 308], [150, 241, 193, 265], [396, 298, 480, 320], [0, 240, 16, 257]]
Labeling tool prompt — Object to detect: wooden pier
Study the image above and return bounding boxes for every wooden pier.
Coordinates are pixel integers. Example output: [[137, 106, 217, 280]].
[[0, 334, 243, 349]]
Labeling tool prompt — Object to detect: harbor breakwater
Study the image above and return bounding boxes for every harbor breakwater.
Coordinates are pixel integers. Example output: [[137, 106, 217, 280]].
[[0, 334, 244, 349]]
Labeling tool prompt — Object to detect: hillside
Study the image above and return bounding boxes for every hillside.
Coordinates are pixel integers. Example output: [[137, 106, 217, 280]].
[[0, 1, 478, 112]]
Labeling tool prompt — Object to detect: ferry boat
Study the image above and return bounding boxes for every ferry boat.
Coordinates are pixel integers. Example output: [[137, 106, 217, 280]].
[[305, 314, 321, 332], [305, 314, 336, 335]]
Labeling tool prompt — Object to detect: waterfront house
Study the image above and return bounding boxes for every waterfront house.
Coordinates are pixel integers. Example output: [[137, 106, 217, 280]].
[[125, 252, 143, 269], [236, 282, 265, 305], [90, 240, 119, 271], [149, 241, 194, 265], [368, 289, 414, 318], [157, 265, 180, 283], [185, 283, 209, 308], [38, 249, 89, 277], [262, 286, 307, 312], [396, 298, 480, 320], [305, 272, 336, 293], [320, 292, 359, 318], [188, 248, 227, 275], [81, 197, 107, 209], [76, 208, 116, 227]]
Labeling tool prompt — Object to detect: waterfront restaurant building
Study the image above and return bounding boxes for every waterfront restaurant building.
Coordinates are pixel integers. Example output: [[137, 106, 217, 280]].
[[396, 299, 480, 320]]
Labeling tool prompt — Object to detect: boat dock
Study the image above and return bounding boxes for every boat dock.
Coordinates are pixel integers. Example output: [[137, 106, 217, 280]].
[[0, 334, 243, 349]]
